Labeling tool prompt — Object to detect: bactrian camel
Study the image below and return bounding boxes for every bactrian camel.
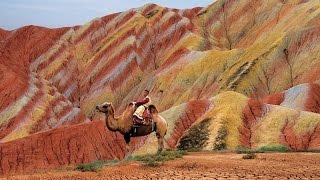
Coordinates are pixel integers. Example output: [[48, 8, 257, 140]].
[[96, 102, 167, 154]]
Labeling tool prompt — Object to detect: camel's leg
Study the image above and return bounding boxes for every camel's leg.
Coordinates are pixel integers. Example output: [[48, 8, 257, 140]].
[[156, 134, 164, 154], [124, 133, 131, 158]]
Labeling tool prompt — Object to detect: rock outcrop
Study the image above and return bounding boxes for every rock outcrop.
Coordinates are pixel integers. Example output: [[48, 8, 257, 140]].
[[0, 121, 126, 175]]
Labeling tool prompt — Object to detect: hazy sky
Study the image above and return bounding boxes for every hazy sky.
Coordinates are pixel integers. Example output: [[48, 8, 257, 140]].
[[0, 0, 214, 30]]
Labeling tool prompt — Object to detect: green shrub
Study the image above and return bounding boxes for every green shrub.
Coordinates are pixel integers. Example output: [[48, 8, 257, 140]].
[[146, 10, 159, 18], [242, 153, 256, 160], [132, 150, 186, 167], [236, 144, 289, 154], [76, 160, 118, 172], [257, 144, 288, 152], [178, 118, 210, 151], [213, 126, 227, 150]]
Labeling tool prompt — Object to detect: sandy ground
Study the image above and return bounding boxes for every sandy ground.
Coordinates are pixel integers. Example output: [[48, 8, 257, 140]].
[[4, 152, 320, 179]]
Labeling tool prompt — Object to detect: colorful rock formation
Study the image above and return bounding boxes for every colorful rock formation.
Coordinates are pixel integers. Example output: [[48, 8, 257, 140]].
[[1, 0, 320, 175]]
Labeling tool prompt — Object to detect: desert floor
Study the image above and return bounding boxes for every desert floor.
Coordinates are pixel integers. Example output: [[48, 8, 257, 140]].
[[5, 152, 320, 179]]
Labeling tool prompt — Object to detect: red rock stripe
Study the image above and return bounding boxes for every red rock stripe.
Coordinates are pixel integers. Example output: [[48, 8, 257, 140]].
[[36, 43, 67, 72], [138, 11, 180, 51], [166, 100, 211, 148], [149, 8, 169, 27], [136, 9, 169, 48], [74, 13, 119, 45], [0, 121, 131, 175], [288, 26, 320, 55], [159, 14, 183, 33], [0, 79, 44, 140], [90, 45, 135, 87], [210, 0, 264, 48], [109, 56, 139, 91], [90, 11, 136, 50], [262, 92, 285, 105], [141, 4, 158, 16], [205, 0, 238, 28], [236, 5, 293, 48], [52, 62, 78, 95], [83, 28, 136, 77], [279, 119, 319, 151], [181, 7, 202, 19], [0, 72, 27, 112], [43, 54, 72, 80], [29, 96, 64, 134], [239, 98, 264, 148], [159, 48, 189, 70], [305, 83, 320, 113], [227, 0, 263, 26], [139, 23, 189, 69]]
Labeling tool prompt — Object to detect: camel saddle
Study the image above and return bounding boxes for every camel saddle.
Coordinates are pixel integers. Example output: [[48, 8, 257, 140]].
[[130, 121, 157, 137], [133, 107, 152, 125]]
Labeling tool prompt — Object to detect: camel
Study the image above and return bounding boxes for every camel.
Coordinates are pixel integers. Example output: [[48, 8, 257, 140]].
[[96, 102, 167, 154]]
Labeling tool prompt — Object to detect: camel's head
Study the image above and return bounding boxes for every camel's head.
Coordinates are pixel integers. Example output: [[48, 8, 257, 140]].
[[96, 102, 114, 114]]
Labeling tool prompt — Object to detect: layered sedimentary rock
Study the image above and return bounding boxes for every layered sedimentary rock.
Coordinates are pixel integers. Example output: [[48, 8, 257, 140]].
[[1, 0, 320, 175], [178, 89, 320, 151], [0, 121, 126, 175]]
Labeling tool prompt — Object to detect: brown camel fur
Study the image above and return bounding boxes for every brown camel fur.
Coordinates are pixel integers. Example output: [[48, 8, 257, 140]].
[[96, 102, 167, 153]]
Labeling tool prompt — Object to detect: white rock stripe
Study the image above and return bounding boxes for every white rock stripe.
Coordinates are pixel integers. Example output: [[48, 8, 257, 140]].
[[142, 17, 190, 55], [72, 20, 94, 42], [136, 28, 148, 47], [30, 28, 75, 72], [159, 11, 176, 26], [160, 17, 190, 40], [92, 10, 134, 43], [63, 82, 77, 98], [50, 59, 77, 88], [178, 9, 185, 17], [0, 73, 39, 125], [52, 101, 71, 116], [0, 77, 48, 142], [280, 83, 309, 111], [137, 10, 177, 48], [90, 51, 139, 93], [84, 35, 136, 83], [158, 50, 204, 75], [53, 107, 81, 128]]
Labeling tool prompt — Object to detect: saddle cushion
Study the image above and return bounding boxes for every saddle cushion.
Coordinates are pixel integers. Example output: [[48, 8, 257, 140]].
[[133, 106, 152, 125], [142, 108, 152, 120]]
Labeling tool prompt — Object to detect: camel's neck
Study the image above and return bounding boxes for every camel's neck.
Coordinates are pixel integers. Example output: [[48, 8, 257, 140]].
[[104, 106, 135, 134], [105, 112, 119, 132]]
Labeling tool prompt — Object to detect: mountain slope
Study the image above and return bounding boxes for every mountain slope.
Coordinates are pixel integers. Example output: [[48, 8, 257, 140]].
[[0, 0, 320, 174]]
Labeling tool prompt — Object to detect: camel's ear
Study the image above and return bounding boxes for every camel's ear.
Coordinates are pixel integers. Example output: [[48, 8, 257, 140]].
[[149, 105, 158, 114]]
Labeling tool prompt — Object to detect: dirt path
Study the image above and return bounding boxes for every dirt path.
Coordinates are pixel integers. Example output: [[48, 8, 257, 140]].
[[5, 152, 320, 179]]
